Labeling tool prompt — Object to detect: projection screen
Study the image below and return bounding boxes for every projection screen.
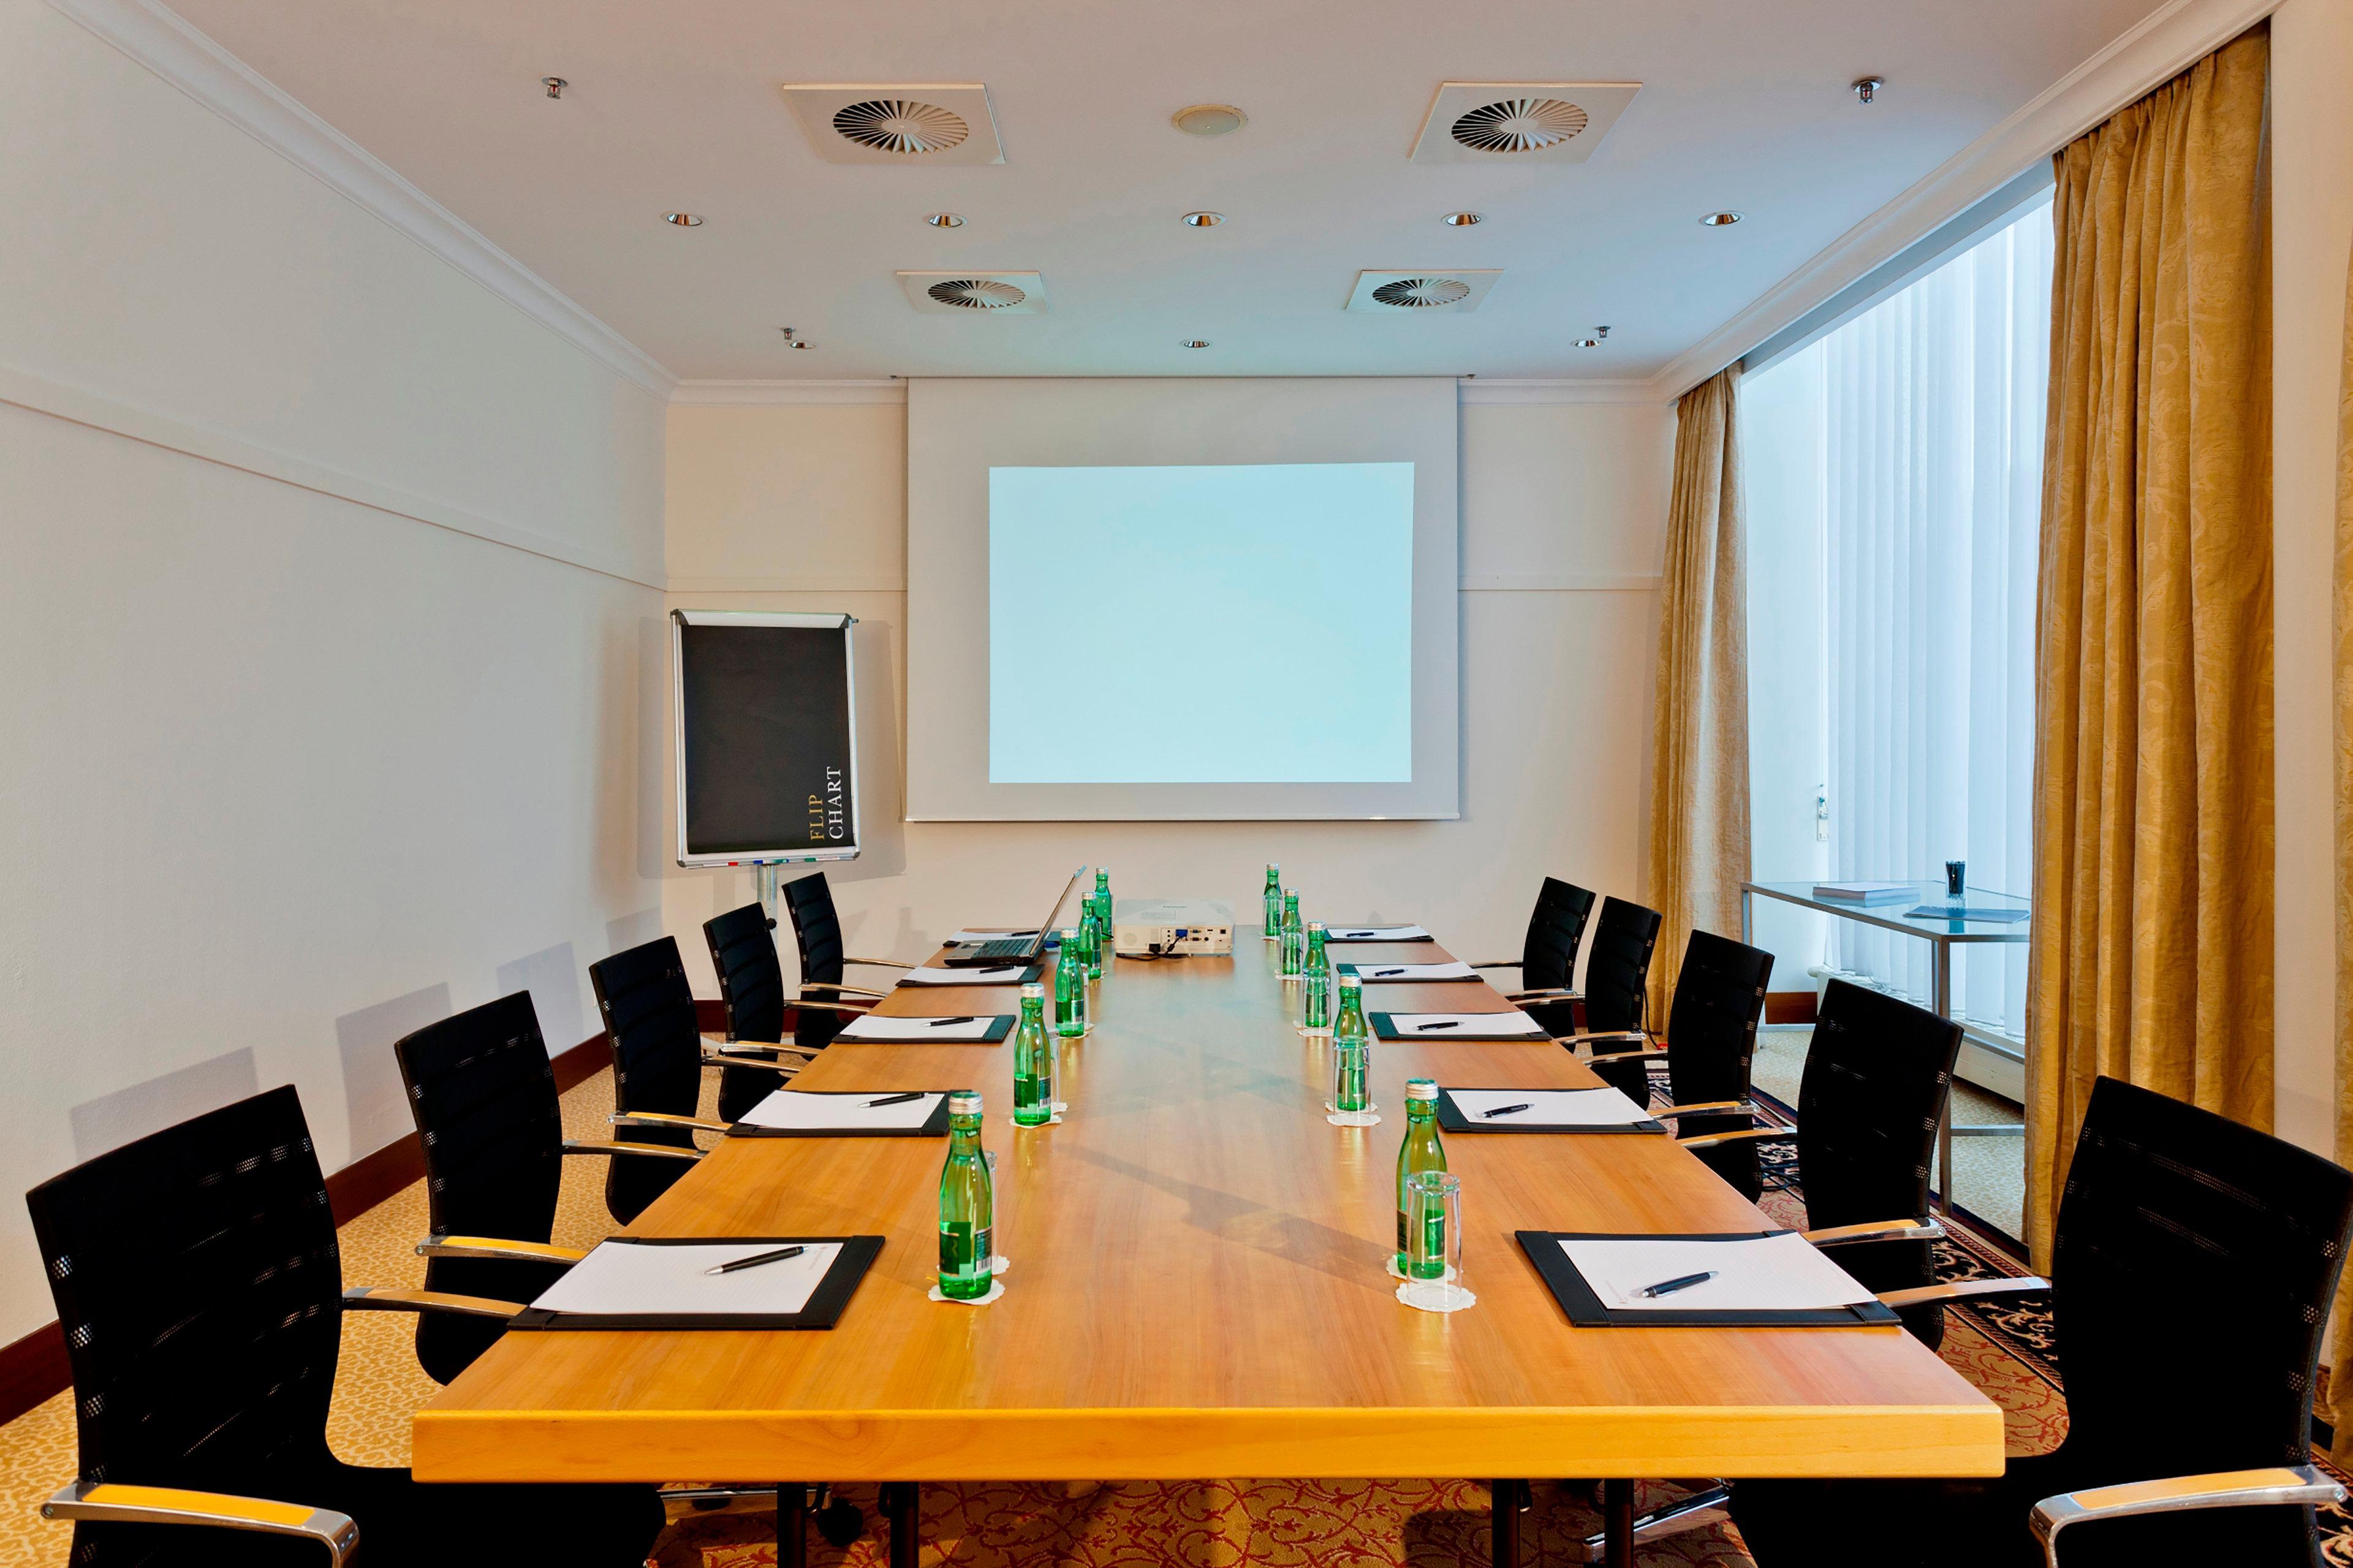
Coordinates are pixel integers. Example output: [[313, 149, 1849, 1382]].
[[906, 377, 1459, 820]]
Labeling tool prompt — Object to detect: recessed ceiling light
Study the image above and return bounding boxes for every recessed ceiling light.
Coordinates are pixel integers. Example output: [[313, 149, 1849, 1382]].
[[663, 211, 704, 227], [923, 212, 966, 229], [787, 339, 815, 350], [1182, 211, 1224, 228], [1699, 210, 1743, 227], [1441, 211, 1483, 227], [1572, 337, 1602, 349], [1180, 339, 1211, 349], [1172, 104, 1247, 137]]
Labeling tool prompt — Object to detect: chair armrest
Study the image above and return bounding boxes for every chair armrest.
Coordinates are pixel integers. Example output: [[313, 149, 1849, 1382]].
[[777, 1000, 873, 1017], [1468, 960, 1522, 970], [1803, 1219, 1946, 1248], [1654, 1099, 1756, 1118], [702, 1042, 822, 1061], [44, 1481, 358, 1567], [800, 982, 889, 998], [341, 1286, 524, 1320], [2031, 1466, 2344, 1566], [415, 1234, 587, 1264], [847, 956, 917, 971], [562, 1138, 702, 1163], [1505, 988, 1582, 1002], [703, 1052, 807, 1074], [1876, 1275, 2049, 1311], [612, 1111, 733, 1135]]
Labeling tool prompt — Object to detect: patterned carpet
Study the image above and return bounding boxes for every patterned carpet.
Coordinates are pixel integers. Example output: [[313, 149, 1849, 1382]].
[[1, 1066, 2341, 1566]]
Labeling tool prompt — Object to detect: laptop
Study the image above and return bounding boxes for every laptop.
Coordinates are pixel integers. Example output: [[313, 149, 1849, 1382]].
[[938, 867, 1086, 967]]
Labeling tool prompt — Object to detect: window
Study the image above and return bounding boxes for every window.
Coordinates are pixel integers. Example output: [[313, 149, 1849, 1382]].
[[1744, 194, 2053, 1040]]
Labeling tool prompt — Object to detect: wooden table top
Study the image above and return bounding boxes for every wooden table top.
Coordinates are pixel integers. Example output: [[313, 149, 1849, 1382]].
[[412, 931, 2002, 1483]]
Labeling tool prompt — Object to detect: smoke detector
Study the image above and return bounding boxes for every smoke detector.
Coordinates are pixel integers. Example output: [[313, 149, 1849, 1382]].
[[1344, 269, 1502, 314], [898, 271, 1047, 314], [780, 84, 1004, 165], [1408, 82, 1640, 165]]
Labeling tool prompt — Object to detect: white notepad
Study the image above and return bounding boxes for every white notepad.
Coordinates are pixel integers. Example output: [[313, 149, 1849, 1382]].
[[900, 964, 1030, 985], [1347, 960, 1477, 982], [1327, 924, 1432, 941], [835, 1014, 1000, 1042], [1387, 1012, 1548, 1040], [1449, 1087, 1653, 1124], [737, 1090, 944, 1131], [1559, 1233, 1878, 1312], [530, 1240, 844, 1317]]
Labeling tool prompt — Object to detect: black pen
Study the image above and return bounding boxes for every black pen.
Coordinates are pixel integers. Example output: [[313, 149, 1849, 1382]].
[[866, 1091, 927, 1107], [1415, 1020, 1460, 1032], [927, 1016, 977, 1028], [705, 1244, 806, 1276], [1373, 967, 1406, 977], [1343, 931, 1377, 938], [1635, 1270, 1718, 1298], [1480, 1102, 1531, 1118]]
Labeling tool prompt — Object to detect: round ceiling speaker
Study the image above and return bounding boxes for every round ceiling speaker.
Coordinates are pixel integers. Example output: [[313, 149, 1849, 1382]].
[[1371, 276, 1473, 309], [1450, 96, 1590, 154], [832, 98, 971, 155], [1171, 103, 1247, 137], [926, 278, 1028, 310]]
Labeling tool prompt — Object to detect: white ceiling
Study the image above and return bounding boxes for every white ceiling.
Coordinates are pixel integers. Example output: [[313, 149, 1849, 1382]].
[[164, 0, 2163, 384]]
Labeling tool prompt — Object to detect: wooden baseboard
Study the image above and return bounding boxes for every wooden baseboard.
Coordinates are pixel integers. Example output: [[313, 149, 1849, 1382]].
[[1764, 990, 1819, 1026], [0, 1023, 634, 1427]]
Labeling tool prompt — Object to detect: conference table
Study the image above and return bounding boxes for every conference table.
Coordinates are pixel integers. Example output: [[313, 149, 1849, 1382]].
[[413, 923, 2002, 1566]]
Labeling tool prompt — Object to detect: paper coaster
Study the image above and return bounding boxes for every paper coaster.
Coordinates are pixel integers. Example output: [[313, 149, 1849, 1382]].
[[1008, 1113, 1064, 1128], [1396, 1281, 1477, 1314], [1298, 1025, 1333, 1038], [930, 1279, 1006, 1306], [991, 1256, 1010, 1276], [1325, 1105, 1382, 1127]]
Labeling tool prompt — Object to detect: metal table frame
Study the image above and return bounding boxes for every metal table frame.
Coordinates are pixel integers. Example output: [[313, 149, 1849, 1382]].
[[1740, 881, 2029, 1213]]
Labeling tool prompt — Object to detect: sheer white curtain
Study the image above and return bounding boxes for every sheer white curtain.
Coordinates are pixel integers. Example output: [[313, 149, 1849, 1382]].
[[1753, 199, 2051, 1036]]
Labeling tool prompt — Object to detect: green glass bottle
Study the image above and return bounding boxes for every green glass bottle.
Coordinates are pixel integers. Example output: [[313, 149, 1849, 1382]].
[[1299, 922, 1333, 1034], [1054, 927, 1086, 1038], [1262, 863, 1283, 942], [1078, 909, 1104, 982], [1013, 983, 1053, 1127], [937, 1091, 993, 1300], [1093, 867, 1112, 944], [1396, 1079, 1448, 1275], [1332, 974, 1370, 1112], [1279, 889, 1304, 978]]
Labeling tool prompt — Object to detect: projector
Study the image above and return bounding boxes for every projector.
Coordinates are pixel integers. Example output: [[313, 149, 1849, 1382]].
[[1111, 898, 1233, 957]]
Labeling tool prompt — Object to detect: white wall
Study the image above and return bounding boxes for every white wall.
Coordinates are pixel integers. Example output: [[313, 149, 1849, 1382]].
[[659, 392, 1673, 988], [0, 0, 668, 1346], [2272, 0, 2353, 1156]]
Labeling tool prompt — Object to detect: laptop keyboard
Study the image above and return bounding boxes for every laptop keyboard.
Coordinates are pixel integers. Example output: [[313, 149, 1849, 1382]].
[[968, 936, 1037, 960]]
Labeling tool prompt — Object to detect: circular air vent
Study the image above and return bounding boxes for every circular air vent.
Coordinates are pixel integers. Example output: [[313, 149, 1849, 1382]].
[[927, 278, 1028, 310], [1371, 277, 1472, 309], [832, 98, 970, 156], [1450, 97, 1589, 154]]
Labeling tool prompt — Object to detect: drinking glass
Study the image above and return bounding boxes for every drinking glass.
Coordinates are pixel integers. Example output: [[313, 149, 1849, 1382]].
[[1400, 1170, 1473, 1312], [1327, 1038, 1378, 1126]]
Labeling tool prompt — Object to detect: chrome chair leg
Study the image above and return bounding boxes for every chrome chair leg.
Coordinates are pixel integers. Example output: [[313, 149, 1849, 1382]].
[[1575, 1482, 1732, 1564]]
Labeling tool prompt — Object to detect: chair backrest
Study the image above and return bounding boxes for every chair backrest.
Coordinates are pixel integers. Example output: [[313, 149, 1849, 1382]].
[[1661, 928, 1774, 1199], [392, 991, 571, 1382], [1580, 896, 1662, 1034], [1795, 980, 1959, 1338], [1520, 877, 1596, 993], [588, 936, 706, 1219], [27, 1085, 340, 1553], [778, 874, 857, 1055], [706, 901, 789, 1044], [2054, 1077, 2353, 1487]]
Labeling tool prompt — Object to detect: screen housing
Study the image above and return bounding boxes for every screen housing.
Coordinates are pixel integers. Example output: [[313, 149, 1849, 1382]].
[[672, 608, 863, 867]]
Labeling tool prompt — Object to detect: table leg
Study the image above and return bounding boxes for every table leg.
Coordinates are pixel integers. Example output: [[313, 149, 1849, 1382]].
[[887, 1481, 920, 1568], [1602, 1479, 1634, 1568], [1932, 944, 1953, 1213], [1490, 1479, 1521, 1568], [1740, 888, 1752, 947], [776, 1483, 806, 1568]]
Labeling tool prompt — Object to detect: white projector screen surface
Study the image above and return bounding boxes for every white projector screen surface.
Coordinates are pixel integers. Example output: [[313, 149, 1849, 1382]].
[[987, 462, 1413, 784], [907, 377, 1459, 821]]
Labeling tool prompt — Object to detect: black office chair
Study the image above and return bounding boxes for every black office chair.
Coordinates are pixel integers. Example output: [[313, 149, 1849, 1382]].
[[27, 1085, 663, 1568], [1729, 1076, 2352, 1568], [1674, 979, 1960, 1347], [1565, 928, 1773, 1199], [1571, 895, 1665, 1035], [589, 936, 806, 1220], [1470, 877, 1596, 1037], [778, 874, 914, 1053], [705, 902, 864, 1116]]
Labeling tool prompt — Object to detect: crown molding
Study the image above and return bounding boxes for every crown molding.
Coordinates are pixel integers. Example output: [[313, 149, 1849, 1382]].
[[1651, 0, 2281, 398], [665, 575, 907, 595], [47, 0, 678, 400], [670, 380, 909, 406], [1, 360, 668, 591], [1456, 379, 1672, 407]]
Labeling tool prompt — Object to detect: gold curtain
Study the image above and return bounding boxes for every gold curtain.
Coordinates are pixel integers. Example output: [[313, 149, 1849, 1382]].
[[2025, 28, 2273, 1269], [1646, 365, 1751, 1023], [2326, 218, 2353, 1457]]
